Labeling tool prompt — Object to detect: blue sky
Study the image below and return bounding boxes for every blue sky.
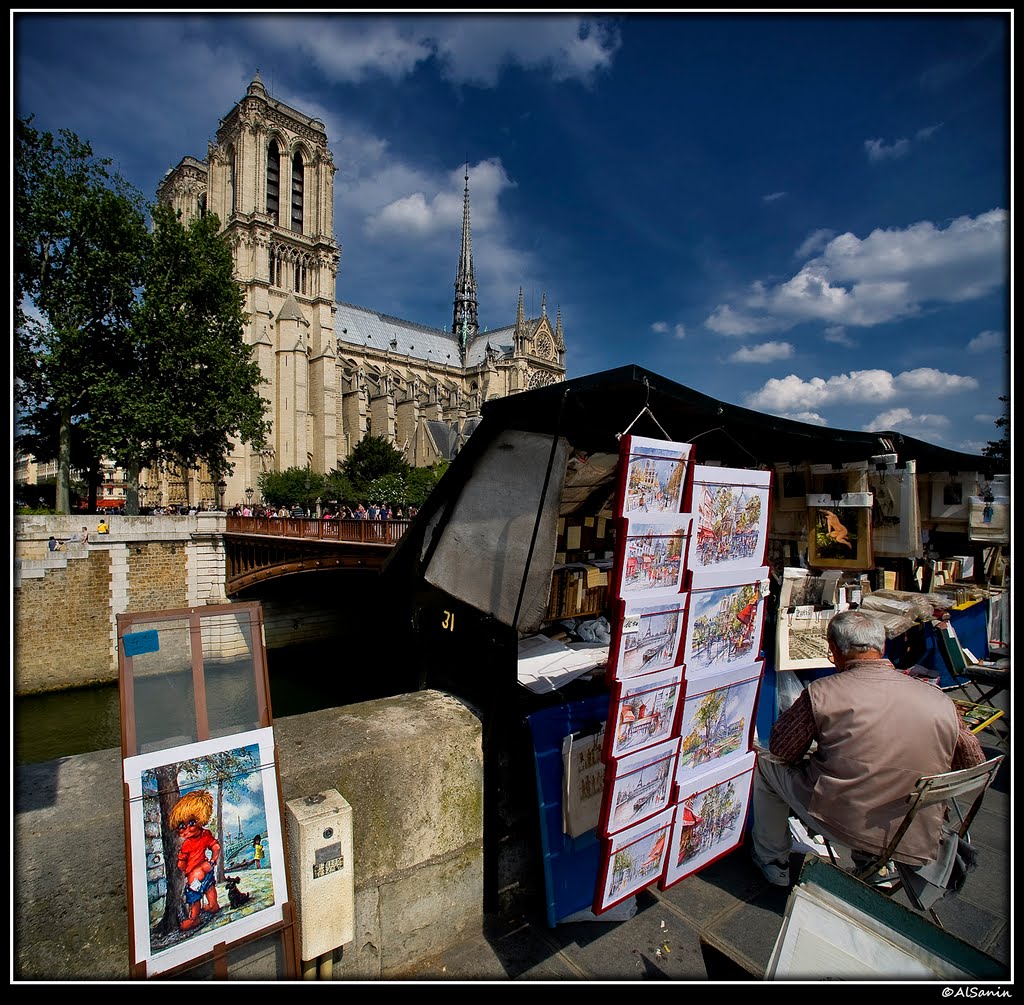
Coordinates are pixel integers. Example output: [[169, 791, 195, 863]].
[[12, 12, 1010, 455]]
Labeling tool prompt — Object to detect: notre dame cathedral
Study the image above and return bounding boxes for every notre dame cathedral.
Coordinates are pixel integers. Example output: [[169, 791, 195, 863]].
[[154, 72, 566, 506]]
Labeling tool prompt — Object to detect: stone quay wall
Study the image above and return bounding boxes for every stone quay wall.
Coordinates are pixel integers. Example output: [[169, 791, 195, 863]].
[[14, 690, 485, 981], [14, 515, 344, 696]]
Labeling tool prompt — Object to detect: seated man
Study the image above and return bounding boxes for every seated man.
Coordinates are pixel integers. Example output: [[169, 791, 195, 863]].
[[751, 609, 984, 886]]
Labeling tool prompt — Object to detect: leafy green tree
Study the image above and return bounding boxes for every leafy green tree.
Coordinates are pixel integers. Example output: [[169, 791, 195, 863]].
[[406, 460, 449, 507], [95, 202, 270, 511], [342, 434, 409, 497], [16, 119, 270, 515], [258, 466, 324, 510], [15, 117, 149, 513], [982, 394, 1009, 465], [366, 472, 407, 507], [323, 468, 357, 506]]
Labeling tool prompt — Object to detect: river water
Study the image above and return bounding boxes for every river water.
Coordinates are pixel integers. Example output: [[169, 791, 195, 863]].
[[13, 640, 406, 766]]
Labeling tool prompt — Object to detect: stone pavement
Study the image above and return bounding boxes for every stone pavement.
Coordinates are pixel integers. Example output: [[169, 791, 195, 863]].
[[393, 726, 1010, 983]]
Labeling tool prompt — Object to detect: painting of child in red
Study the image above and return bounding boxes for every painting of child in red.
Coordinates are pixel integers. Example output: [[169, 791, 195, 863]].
[[169, 789, 221, 931]]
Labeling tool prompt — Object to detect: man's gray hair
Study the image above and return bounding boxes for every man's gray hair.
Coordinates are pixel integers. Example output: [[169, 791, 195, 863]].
[[827, 610, 886, 656]]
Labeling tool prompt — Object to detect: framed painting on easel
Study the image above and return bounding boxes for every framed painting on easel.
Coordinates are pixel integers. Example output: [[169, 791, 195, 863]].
[[117, 602, 300, 979], [123, 728, 290, 977]]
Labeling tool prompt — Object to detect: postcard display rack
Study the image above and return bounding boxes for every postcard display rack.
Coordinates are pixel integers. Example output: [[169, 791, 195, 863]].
[[593, 436, 772, 914], [116, 601, 300, 979]]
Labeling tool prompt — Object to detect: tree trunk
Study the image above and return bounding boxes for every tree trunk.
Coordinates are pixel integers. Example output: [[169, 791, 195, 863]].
[[57, 403, 72, 514], [125, 459, 141, 516]]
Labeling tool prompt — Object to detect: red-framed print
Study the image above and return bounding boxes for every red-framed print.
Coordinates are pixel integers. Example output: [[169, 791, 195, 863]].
[[598, 737, 681, 837], [675, 662, 762, 792], [607, 595, 689, 683], [593, 806, 675, 915], [604, 664, 684, 762], [681, 566, 770, 682], [612, 513, 694, 602], [617, 434, 693, 518], [659, 751, 756, 892], [687, 465, 772, 576]]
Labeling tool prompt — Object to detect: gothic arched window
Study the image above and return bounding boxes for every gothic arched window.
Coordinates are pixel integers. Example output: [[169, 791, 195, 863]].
[[291, 151, 304, 234], [266, 141, 280, 224]]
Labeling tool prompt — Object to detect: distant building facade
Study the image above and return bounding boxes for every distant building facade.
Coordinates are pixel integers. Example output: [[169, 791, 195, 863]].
[[152, 72, 566, 507]]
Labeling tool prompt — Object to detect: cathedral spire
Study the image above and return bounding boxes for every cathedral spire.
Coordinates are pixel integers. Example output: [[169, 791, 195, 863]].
[[452, 165, 479, 355]]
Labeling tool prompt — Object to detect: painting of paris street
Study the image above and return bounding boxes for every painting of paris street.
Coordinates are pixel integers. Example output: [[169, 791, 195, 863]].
[[615, 515, 693, 601], [606, 666, 683, 760], [619, 435, 692, 517], [676, 664, 761, 788], [690, 466, 771, 575], [660, 752, 756, 891], [601, 738, 680, 836], [595, 807, 675, 913], [682, 567, 770, 680], [610, 597, 688, 681]]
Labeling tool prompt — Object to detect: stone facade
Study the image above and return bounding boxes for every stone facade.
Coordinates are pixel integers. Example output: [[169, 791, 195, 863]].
[[152, 73, 567, 508]]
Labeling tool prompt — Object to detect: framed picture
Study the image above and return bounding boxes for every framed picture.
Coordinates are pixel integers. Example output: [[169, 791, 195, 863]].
[[605, 665, 684, 761], [561, 727, 607, 838], [806, 505, 872, 570], [617, 434, 693, 518], [659, 751, 756, 892], [675, 662, 762, 790], [612, 513, 693, 601], [123, 727, 289, 977], [776, 606, 838, 672], [774, 463, 809, 513], [688, 465, 772, 575], [869, 460, 922, 558], [682, 567, 770, 680], [928, 471, 977, 522], [599, 737, 680, 837], [607, 595, 689, 682], [593, 806, 675, 914]]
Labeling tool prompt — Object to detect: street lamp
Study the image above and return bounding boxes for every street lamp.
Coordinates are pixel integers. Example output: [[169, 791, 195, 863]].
[[245, 486, 254, 507]]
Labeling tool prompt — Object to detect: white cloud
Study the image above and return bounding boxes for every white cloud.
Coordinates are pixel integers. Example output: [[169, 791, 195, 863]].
[[915, 123, 943, 141], [866, 407, 950, 432], [763, 191, 786, 203], [240, 15, 621, 87], [745, 366, 978, 413], [652, 321, 686, 339], [778, 411, 829, 426], [865, 136, 910, 162], [973, 413, 997, 424], [967, 329, 1004, 353], [795, 229, 836, 259], [823, 325, 854, 347], [705, 210, 1007, 336], [729, 341, 793, 363]]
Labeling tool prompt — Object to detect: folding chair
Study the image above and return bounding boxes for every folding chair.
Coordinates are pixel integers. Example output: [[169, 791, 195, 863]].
[[932, 618, 1009, 706], [827, 755, 1004, 929]]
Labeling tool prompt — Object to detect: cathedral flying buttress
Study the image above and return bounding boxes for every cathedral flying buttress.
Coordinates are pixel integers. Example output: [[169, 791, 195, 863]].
[[153, 71, 567, 506]]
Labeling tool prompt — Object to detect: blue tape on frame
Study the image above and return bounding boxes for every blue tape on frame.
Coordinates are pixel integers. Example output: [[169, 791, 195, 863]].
[[122, 630, 159, 657]]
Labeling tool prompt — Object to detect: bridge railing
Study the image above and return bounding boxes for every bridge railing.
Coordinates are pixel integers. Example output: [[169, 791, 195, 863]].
[[226, 515, 412, 546]]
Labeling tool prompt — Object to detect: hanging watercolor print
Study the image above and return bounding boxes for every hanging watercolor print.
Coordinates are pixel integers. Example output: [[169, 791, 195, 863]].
[[675, 663, 762, 790], [682, 567, 770, 681], [593, 806, 675, 914], [599, 737, 681, 837], [607, 595, 689, 683], [612, 514, 694, 602], [659, 751, 756, 891], [123, 727, 288, 977], [617, 434, 693, 518], [605, 665, 684, 761], [687, 465, 772, 577]]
